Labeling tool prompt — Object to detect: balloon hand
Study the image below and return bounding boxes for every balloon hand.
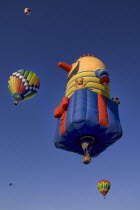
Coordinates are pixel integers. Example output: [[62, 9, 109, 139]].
[[54, 97, 69, 118]]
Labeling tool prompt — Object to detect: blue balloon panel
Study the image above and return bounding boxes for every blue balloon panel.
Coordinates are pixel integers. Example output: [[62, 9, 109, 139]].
[[54, 89, 122, 157]]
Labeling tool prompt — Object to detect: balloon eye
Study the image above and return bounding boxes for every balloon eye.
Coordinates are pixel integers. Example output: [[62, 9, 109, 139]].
[[67, 62, 80, 81]]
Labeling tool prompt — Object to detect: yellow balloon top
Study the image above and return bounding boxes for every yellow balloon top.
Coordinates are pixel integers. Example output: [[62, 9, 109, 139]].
[[68, 56, 106, 76], [65, 55, 110, 98]]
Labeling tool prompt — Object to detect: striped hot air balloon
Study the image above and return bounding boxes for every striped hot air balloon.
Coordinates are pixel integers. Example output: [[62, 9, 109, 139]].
[[8, 69, 40, 105], [97, 179, 111, 199]]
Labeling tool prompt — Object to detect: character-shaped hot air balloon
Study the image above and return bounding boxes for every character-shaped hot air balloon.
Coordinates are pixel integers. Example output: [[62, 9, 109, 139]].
[[97, 179, 111, 199], [24, 8, 31, 15], [8, 69, 40, 105], [54, 54, 122, 164]]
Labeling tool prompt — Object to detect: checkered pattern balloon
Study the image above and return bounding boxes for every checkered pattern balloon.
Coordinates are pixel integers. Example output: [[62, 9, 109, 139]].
[[8, 69, 40, 105]]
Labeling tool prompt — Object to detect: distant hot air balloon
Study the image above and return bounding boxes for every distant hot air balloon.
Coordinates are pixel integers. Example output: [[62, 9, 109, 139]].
[[8, 69, 40, 105], [24, 8, 31, 15], [97, 179, 111, 199], [9, 182, 16, 188]]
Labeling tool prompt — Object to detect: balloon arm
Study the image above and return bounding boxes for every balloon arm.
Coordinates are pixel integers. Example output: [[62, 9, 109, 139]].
[[100, 76, 110, 84], [54, 97, 69, 118]]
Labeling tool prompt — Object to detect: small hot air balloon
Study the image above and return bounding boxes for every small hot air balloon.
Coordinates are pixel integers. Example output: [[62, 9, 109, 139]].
[[8, 69, 40, 105], [9, 182, 16, 188], [97, 179, 111, 199], [24, 8, 31, 15]]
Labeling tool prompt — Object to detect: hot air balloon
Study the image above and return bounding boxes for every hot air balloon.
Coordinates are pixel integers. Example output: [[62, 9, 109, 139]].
[[54, 54, 122, 164], [97, 179, 111, 199], [24, 8, 31, 15], [9, 183, 13, 187], [8, 69, 40, 105]]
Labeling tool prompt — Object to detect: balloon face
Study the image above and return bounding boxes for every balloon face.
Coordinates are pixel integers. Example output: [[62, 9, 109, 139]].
[[68, 56, 106, 80], [24, 8, 31, 15], [8, 70, 40, 105], [62, 56, 110, 99], [97, 179, 111, 197]]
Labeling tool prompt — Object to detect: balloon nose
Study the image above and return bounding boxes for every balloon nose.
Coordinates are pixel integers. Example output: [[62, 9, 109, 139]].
[[58, 62, 72, 73]]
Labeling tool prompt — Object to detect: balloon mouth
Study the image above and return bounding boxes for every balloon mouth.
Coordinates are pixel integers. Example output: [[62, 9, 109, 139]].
[[80, 136, 96, 151], [79, 136, 96, 164]]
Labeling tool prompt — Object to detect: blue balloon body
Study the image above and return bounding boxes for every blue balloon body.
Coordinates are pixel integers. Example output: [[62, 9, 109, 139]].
[[54, 89, 122, 157]]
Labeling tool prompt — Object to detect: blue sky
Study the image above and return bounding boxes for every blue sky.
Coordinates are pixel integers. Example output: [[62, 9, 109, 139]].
[[0, 0, 139, 209]]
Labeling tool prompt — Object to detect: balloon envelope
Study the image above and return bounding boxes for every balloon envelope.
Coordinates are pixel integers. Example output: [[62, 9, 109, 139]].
[[97, 179, 111, 197], [54, 55, 122, 161], [24, 8, 31, 15]]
